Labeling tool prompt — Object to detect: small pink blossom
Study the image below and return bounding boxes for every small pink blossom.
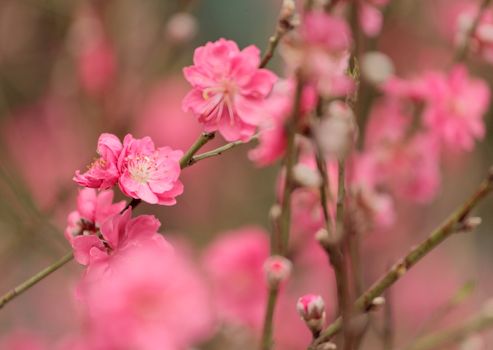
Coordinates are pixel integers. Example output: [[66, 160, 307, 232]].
[[70, 207, 170, 267], [203, 227, 269, 330], [249, 80, 317, 166], [81, 244, 214, 350], [74, 133, 122, 190], [64, 188, 125, 264], [182, 38, 277, 141], [296, 294, 326, 322], [420, 65, 490, 152], [264, 255, 292, 287], [282, 12, 354, 97], [118, 134, 184, 205]]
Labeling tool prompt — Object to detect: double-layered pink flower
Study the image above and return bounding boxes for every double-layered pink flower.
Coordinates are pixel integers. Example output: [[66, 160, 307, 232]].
[[74, 133, 184, 205], [182, 38, 277, 141], [118, 134, 184, 205]]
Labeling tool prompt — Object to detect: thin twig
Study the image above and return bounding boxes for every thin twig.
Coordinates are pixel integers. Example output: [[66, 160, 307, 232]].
[[189, 134, 258, 165], [311, 168, 493, 347], [406, 304, 493, 350], [179, 132, 216, 168], [0, 252, 74, 310], [260, 76, 303, 350], [259, 0, 296, 68], [455, 0, 492, 63], [260, 287, 280, 350]]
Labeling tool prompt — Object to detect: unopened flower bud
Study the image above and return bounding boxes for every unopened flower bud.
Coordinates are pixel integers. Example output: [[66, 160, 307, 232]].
[[460, 335, 484, 350], [315, 101, 356, 159], [361, 51, 394, 84], [166, 12, 198, 44], [317, 342, 337, 350], [297, 294, 326, 333], [370, 296, 385, 309], [293, 163, 322, 188], [264, 255, 292, 287]]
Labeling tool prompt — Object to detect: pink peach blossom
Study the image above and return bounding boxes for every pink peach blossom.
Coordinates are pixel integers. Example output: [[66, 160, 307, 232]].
[[74, 133, 122, 190], [282, 11, 354, 97], [182, 38, 277, 141], [203, 227, 270, 330], [81, 243, 214, 350], [118, 134, 184, 205], [420, 65, 490, 152], [249, 79, 317, 166], [64, 188, 125, 265], [71, 208, 170, 267]]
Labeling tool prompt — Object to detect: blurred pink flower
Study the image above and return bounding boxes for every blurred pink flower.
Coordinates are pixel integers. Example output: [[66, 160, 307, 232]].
[[118, 134, 184, 205], [81, 243, 214, 350], [359, 0, 389, 37], [65, 188, 125, 264], [420, 65, 490, 152], [203, 227, 269, 330], [182, 38, 277, 141], [249, 79, 316, 166], [74, 133, 122, 190], [0, 330, 47, 350], [282, 11, 354, 97]]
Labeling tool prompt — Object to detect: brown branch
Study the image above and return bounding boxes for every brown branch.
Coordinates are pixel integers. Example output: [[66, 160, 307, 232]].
[[311, 168, 493, 348], [455, 0, 492, 63]]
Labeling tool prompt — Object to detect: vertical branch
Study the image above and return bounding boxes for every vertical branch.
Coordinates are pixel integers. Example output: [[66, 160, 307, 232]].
[[455, 0, 492, 63], [260, 76, 303, 350]]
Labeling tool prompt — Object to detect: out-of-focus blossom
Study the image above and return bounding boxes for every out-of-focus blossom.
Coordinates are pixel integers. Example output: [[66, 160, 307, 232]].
[[281, 11, 353, 97], [166, 12, 198, 44], [71, 4, 116, 97], [203, 227, 269, 330], [249, 79, 316, 166], [81, 244, 214, 350], [361, 51, 395, 84], [420, 65, 490, 152], [314, 101, 357, 159], [264, 255, 292, 287], [456, 6, 493, 63], [358, 0, 389, 37], [0, 330, 47, 350], [65, 188, 125, 264], [182, 38, 277, 141], [118, 134, 184, 205], [74, 133, 122, 190]]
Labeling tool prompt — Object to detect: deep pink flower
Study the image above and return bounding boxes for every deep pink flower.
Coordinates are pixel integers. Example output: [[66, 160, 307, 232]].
[[182, 38, 277, 141], [118, 134, 184, 205], [74, 133, 122, 190], [420, 65, 490, 152], [203, 227, 269, 330], [71, 207, 170, 267], [81, 243, 214, 350], [65, 188, 125, 265]]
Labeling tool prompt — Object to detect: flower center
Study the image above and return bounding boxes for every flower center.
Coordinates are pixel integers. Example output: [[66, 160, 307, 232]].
[[202, 79, 237, 124], [128, 154, 157, 183]]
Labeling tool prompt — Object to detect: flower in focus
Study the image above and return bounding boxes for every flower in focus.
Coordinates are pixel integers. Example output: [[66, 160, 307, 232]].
[[203, 227, 269, 330], [118, 134, 184, 205], [296, 294, 326, 334], [74, 133, 122, 190], [182, 38, 277, 141], [80, 244, 214, 350]]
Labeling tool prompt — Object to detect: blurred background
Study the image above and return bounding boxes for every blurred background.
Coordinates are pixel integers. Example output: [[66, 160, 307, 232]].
[[0, 0, 492, 349]]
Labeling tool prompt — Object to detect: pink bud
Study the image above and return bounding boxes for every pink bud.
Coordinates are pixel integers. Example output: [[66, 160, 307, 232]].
[[296, 294, 326, 333], [166, 12, 198, 44], [263, 255, 292, 287]]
